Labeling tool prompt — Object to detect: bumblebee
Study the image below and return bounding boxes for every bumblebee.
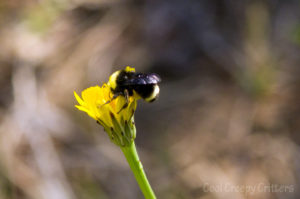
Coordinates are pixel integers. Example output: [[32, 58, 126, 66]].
[[107, 66, 161, 112]]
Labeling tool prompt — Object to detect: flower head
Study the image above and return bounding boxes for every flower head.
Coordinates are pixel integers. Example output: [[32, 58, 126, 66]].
[[74, 83, 137, 146]]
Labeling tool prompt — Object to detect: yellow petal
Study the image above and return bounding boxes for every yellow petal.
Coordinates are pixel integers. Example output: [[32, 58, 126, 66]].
[[74, 91, 85, 106], [75, 105, 97, 120]]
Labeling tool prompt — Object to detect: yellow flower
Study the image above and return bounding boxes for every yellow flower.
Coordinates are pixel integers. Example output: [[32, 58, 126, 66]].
[[74, 83, 137, 146]]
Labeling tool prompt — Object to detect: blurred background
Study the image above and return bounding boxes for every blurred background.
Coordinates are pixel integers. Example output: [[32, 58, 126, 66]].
[[0, 0, 299, 198]]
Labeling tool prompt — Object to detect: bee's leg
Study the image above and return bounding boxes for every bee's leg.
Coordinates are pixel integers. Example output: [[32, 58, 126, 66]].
[[102, 93, 120, 107], [117, 89, 129, 113]]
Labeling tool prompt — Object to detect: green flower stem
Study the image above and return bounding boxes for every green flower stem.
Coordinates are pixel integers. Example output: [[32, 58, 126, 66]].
[[121, 142, 156, 199]]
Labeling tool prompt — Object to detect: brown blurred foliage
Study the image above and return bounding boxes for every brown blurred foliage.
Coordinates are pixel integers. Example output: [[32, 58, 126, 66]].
[[0, 0, 299, 199]]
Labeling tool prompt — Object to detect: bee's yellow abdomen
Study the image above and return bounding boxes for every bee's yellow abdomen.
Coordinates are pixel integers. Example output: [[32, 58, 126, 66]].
[[145, 85, 160, 102]]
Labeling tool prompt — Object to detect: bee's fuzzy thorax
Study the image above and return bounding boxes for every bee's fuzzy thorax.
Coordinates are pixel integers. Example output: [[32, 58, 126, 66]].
[[125, 66, 136, 73], [108, 71, 120, 90]]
